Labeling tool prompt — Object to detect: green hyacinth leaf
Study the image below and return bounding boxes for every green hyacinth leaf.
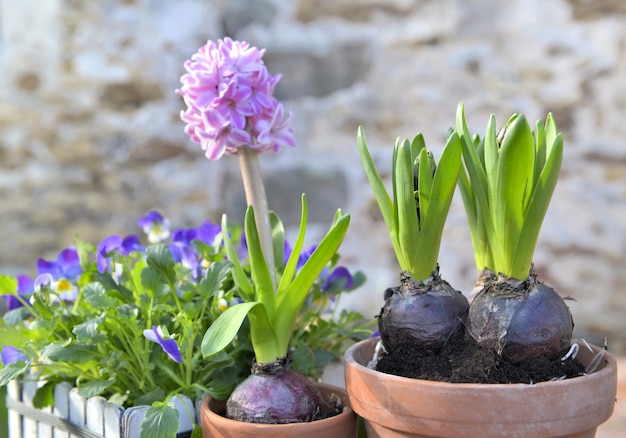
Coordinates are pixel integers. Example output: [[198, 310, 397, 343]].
[[494, 114, 535, 276], [356, 127, 402, 264], [514, 134, 563, 279], [221, 214, 253, 302], [417, 147, 433, 223], [244, 207, 275, 318], [270, 211, 285, 274], [412, 132, 462, 279], [201, 302, 265, 357], [396, 139, 420, 270]]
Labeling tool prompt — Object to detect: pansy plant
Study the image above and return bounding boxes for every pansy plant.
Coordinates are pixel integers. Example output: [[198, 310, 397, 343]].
[[0, 212, 366, 437]]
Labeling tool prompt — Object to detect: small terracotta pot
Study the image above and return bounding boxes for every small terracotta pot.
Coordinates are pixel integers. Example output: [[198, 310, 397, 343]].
[[200, 382, 357, 438], [344, 337, 617, 438]]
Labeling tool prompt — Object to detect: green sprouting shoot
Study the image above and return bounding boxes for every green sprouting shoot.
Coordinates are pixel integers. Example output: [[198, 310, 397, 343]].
[[357, 126, 462, 281], [455, 102, 564, 281]]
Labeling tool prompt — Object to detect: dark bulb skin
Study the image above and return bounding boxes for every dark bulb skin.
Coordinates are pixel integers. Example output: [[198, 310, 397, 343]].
[[378, 270, 469, 353], [226, 357, 326, 424], [467, 271, 574, 363]]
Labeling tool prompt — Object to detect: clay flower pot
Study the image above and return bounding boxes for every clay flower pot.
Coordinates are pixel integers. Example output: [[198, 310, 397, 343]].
[[344, 337, 617, 438], [200, 382, 357, 438]]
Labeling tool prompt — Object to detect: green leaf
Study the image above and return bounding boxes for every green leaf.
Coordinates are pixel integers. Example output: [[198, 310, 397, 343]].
[[140, 401, 179, 438], [270, 211, 285, 273], [514, 134, 563, 279], [277, 195, 308, 301], [3, 307, 31, 326], [45, 343, 99, 364], [0, 361, 28, 386], [146, 244, 177, 286], [273, 213, 350, 354], [197, 260, 231, 299], [83, 282, 117, 308], [395, 139, 420, 270], [457, 102, 500, 270], [244, 206, 275, 318], [356, 127, 402, 264], [494, 114, 535, 276], [417, 147, 434, 223], [190, 425, 203, 438], [77, 378, 115, 399], [221, 215, 254, 301], [201, 302, 262, 357], [135, 387, 166, 406], [141, 267, 164, 297], [0, 275, 18, 295], [32, 381, 56, 409], [72, 316, 106, 342], [412, 132, 462, 279], [483, 114, 499, 214]]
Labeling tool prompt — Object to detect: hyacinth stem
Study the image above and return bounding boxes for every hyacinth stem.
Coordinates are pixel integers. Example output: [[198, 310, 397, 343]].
[[239, 146, 276, 288]]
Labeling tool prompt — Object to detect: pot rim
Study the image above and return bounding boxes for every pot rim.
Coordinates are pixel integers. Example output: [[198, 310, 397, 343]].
[[344, 336, 617, 390], [201, 382, 354, 431]]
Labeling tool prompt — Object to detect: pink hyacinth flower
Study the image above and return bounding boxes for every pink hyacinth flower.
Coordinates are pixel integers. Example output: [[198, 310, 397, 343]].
[[177, 37, 295, 160]]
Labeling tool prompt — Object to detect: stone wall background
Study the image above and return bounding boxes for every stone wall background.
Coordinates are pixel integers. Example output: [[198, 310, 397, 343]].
[[1, 0, 625, 351]]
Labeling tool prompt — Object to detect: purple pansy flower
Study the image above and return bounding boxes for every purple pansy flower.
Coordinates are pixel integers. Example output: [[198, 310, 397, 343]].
[[1, 346, 26, 365], [96, 235, 144, 274], [177, 37, 295, 160], [168, 243, 199, 277], [2, 274, 34, 311], [36, 248, 82, 300], [321, 266, 355, 292], [196, 221, 221, 247], [37, 248, 82, 282], [138, 211, 171, 244], [143, 326, 182, 364]]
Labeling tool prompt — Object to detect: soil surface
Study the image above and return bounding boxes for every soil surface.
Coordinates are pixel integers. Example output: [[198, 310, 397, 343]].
[[375, 332, 587, 384]]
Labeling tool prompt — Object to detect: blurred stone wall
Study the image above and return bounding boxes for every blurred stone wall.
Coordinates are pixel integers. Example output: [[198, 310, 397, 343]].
[[1, 0, 625, 351]]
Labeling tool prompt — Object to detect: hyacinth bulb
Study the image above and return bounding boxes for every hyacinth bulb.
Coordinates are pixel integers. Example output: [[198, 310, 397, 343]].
[[226, 357, 326, 424], [467, 271, 573, 362], [378, 270, 469, 352]]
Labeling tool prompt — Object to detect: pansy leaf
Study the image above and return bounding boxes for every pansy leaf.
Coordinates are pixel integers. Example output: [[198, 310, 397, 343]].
[[73, 316, 106, 342], [83, 282, 117, 308], [141, 401, 179, 438], [0, 361, 28, 386], [197, 260, 231, 299], [77, 378, 115, 399], [32, 380, 56, 409], [145, 244, 177, 287], [141, 267, 164, 297], [3, 307, 31, 326], [45, 343, 98, 364]]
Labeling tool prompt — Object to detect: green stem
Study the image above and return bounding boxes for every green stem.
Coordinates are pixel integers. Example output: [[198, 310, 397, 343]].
[[238, 146, 276, 289]]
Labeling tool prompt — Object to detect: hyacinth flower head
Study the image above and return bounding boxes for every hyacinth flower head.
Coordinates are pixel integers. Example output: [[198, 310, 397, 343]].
[[178, 37, 296, 285]]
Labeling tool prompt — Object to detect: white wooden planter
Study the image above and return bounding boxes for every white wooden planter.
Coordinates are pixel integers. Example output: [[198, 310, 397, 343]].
[[5, 380, 198, 438]]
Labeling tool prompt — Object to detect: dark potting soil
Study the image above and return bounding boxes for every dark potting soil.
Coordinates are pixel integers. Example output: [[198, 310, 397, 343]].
[[375, 333, 587, 384]]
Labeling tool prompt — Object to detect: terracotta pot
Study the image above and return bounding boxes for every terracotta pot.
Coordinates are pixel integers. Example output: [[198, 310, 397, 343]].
[[200, 382, 357, 438], [344, 337, 617, 438]]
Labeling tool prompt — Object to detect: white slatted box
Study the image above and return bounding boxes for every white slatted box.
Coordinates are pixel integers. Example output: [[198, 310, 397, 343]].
[[5, 380, 197, 438]]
